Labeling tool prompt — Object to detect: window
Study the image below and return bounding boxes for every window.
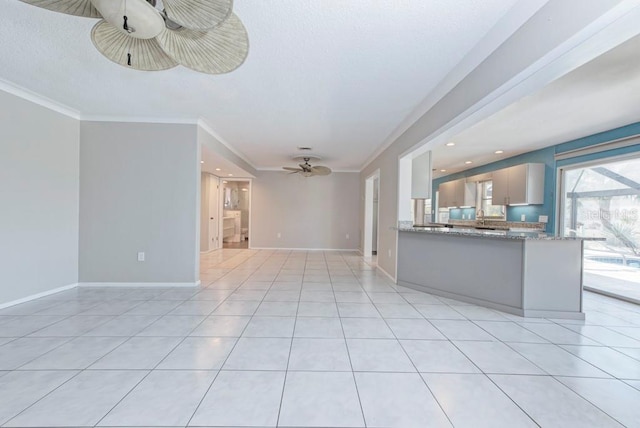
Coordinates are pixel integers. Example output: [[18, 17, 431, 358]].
[[477, 181, 505, 219]]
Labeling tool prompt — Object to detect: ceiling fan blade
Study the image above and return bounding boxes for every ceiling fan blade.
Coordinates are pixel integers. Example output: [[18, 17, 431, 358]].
[[162, 0, 233, 31], [20, 0, 101, 18], [310, 166, 332, 176], [156, 13, 248, 74], [91, 20, 178, 71], [283, 167, 303, 172]]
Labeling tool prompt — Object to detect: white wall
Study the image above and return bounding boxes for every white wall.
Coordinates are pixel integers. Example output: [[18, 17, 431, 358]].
[[0, 90, 79, 305], [79, 121, 200, 284], [251, 171, 359, 249]]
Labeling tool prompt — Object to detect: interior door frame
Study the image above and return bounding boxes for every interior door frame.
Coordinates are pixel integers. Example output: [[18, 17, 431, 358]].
[[364, 169, 380, 258], [208, 175, 220, 251]]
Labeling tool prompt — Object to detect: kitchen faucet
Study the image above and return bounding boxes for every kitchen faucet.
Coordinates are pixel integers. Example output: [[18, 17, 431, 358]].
[[476, 209, 485, 226]]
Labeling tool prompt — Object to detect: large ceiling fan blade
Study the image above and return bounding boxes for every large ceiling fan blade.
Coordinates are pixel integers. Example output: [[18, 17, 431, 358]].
[[156, 13, 248, 74], [19, 0, 101, 18], [162, 0, 233, 31], [91, 20, 178, 71], [283, 167, 303, 172], [311, 166, 332, 176]]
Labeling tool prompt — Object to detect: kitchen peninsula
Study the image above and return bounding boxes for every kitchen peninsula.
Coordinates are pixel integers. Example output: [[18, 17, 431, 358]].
[[396, 224, 597, 319]]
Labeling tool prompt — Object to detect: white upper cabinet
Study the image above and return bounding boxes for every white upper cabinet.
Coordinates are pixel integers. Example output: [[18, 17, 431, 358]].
[[491, 163, 544, 205], [411, 151, 432, 199], [438, 179, 476, 208]]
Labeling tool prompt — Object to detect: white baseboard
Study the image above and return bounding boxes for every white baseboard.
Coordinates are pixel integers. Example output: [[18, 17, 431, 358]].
[[377, 265, 397, 284], [249, 247, 360, 252], [200, 248, 219, 254], [79, 282, 199, 288], [0, 282, 78, 310]]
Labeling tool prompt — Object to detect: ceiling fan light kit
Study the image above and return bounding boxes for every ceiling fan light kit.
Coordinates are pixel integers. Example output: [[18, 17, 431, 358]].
[[20, 0, 249, 74]]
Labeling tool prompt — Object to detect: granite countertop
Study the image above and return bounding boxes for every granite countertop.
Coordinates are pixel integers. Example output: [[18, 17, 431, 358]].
[[395, 225, 604, 241]]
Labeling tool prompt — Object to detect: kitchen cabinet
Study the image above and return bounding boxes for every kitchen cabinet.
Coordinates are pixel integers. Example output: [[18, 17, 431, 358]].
[[492, 163, 544, 205], [438, 179, 476, 208]]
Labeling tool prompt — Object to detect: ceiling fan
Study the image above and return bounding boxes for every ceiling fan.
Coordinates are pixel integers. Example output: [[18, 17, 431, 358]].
[[283, 157, 332, 177], [20, 0, 249, 74]]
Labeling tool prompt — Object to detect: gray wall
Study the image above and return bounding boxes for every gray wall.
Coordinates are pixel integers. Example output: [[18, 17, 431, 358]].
[[251, 171, 359, 249], [0, 90, 79, 305], [79, 121, 200, 284]]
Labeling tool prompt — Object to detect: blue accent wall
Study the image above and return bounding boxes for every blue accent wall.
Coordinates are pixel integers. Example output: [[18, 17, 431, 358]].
[[433, 121, 640, 233]]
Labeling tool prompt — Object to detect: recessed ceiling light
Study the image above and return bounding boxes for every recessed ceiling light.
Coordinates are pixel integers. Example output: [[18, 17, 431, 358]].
[[228, 174, 233, 176], [465, 161, 473, 164], [440, 169, 447, 172], [241, 188, 248, 191], [446, 142, 455, 147], [200, 161, 204, 164], [495, 150, 504, 154], [222, 181, 228, 184], [215, 168, 221, 171]]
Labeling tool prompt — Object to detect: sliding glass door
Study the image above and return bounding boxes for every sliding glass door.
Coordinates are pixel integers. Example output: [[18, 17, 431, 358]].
[[560, 155, 640, 302]]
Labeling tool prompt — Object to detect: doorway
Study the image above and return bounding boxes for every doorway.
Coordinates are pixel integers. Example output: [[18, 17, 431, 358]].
[[559, 154, 640, 303], [364, 171, 380, 259], [222, 179, 251, 249], [200, 173, 220, 252]]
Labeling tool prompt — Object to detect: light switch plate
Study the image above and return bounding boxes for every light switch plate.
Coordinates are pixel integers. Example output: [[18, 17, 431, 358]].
[[539, 215, 548, 223]]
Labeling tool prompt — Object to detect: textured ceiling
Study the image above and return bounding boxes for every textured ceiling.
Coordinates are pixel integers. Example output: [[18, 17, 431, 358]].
[[0, 0, 520, 170], [432, 33, 640, 177]]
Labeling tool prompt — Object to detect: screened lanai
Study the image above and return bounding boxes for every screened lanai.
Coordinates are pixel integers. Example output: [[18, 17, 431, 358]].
[[562, 155, 640, 302]]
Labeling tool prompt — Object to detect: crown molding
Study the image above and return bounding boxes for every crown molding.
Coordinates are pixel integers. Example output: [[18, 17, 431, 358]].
[[80, 115, 198, 124], [0, 78, 81, 119], [197, 118, 257, 170], [256, 167, 360, 173]]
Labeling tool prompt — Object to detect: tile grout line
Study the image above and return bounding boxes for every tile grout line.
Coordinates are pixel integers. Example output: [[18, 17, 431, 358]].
[[331, 251, 368, 428], [366, 282, 456, 428], [185, 248, 282, 428], [95, 249, 268, 427], [275, 250, 304, 428]]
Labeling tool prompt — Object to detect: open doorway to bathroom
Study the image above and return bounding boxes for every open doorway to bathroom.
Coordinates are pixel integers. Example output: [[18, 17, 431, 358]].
[[222, 179, 251, 249]]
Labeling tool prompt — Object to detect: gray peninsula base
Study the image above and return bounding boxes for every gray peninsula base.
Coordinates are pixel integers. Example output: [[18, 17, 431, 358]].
[[397, 230, 585, 319]]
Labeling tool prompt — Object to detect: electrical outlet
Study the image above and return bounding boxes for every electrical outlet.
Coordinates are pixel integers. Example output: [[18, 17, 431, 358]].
[[388, 249, 392, 258], [520, 214, 526, 222], [277, 232, 281, 239], [346, 234, 350, 239], [137, 252, 145, 262]]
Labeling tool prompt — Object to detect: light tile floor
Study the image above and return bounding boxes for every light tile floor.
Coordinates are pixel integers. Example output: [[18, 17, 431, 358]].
[[1, 249, 640, 427]]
